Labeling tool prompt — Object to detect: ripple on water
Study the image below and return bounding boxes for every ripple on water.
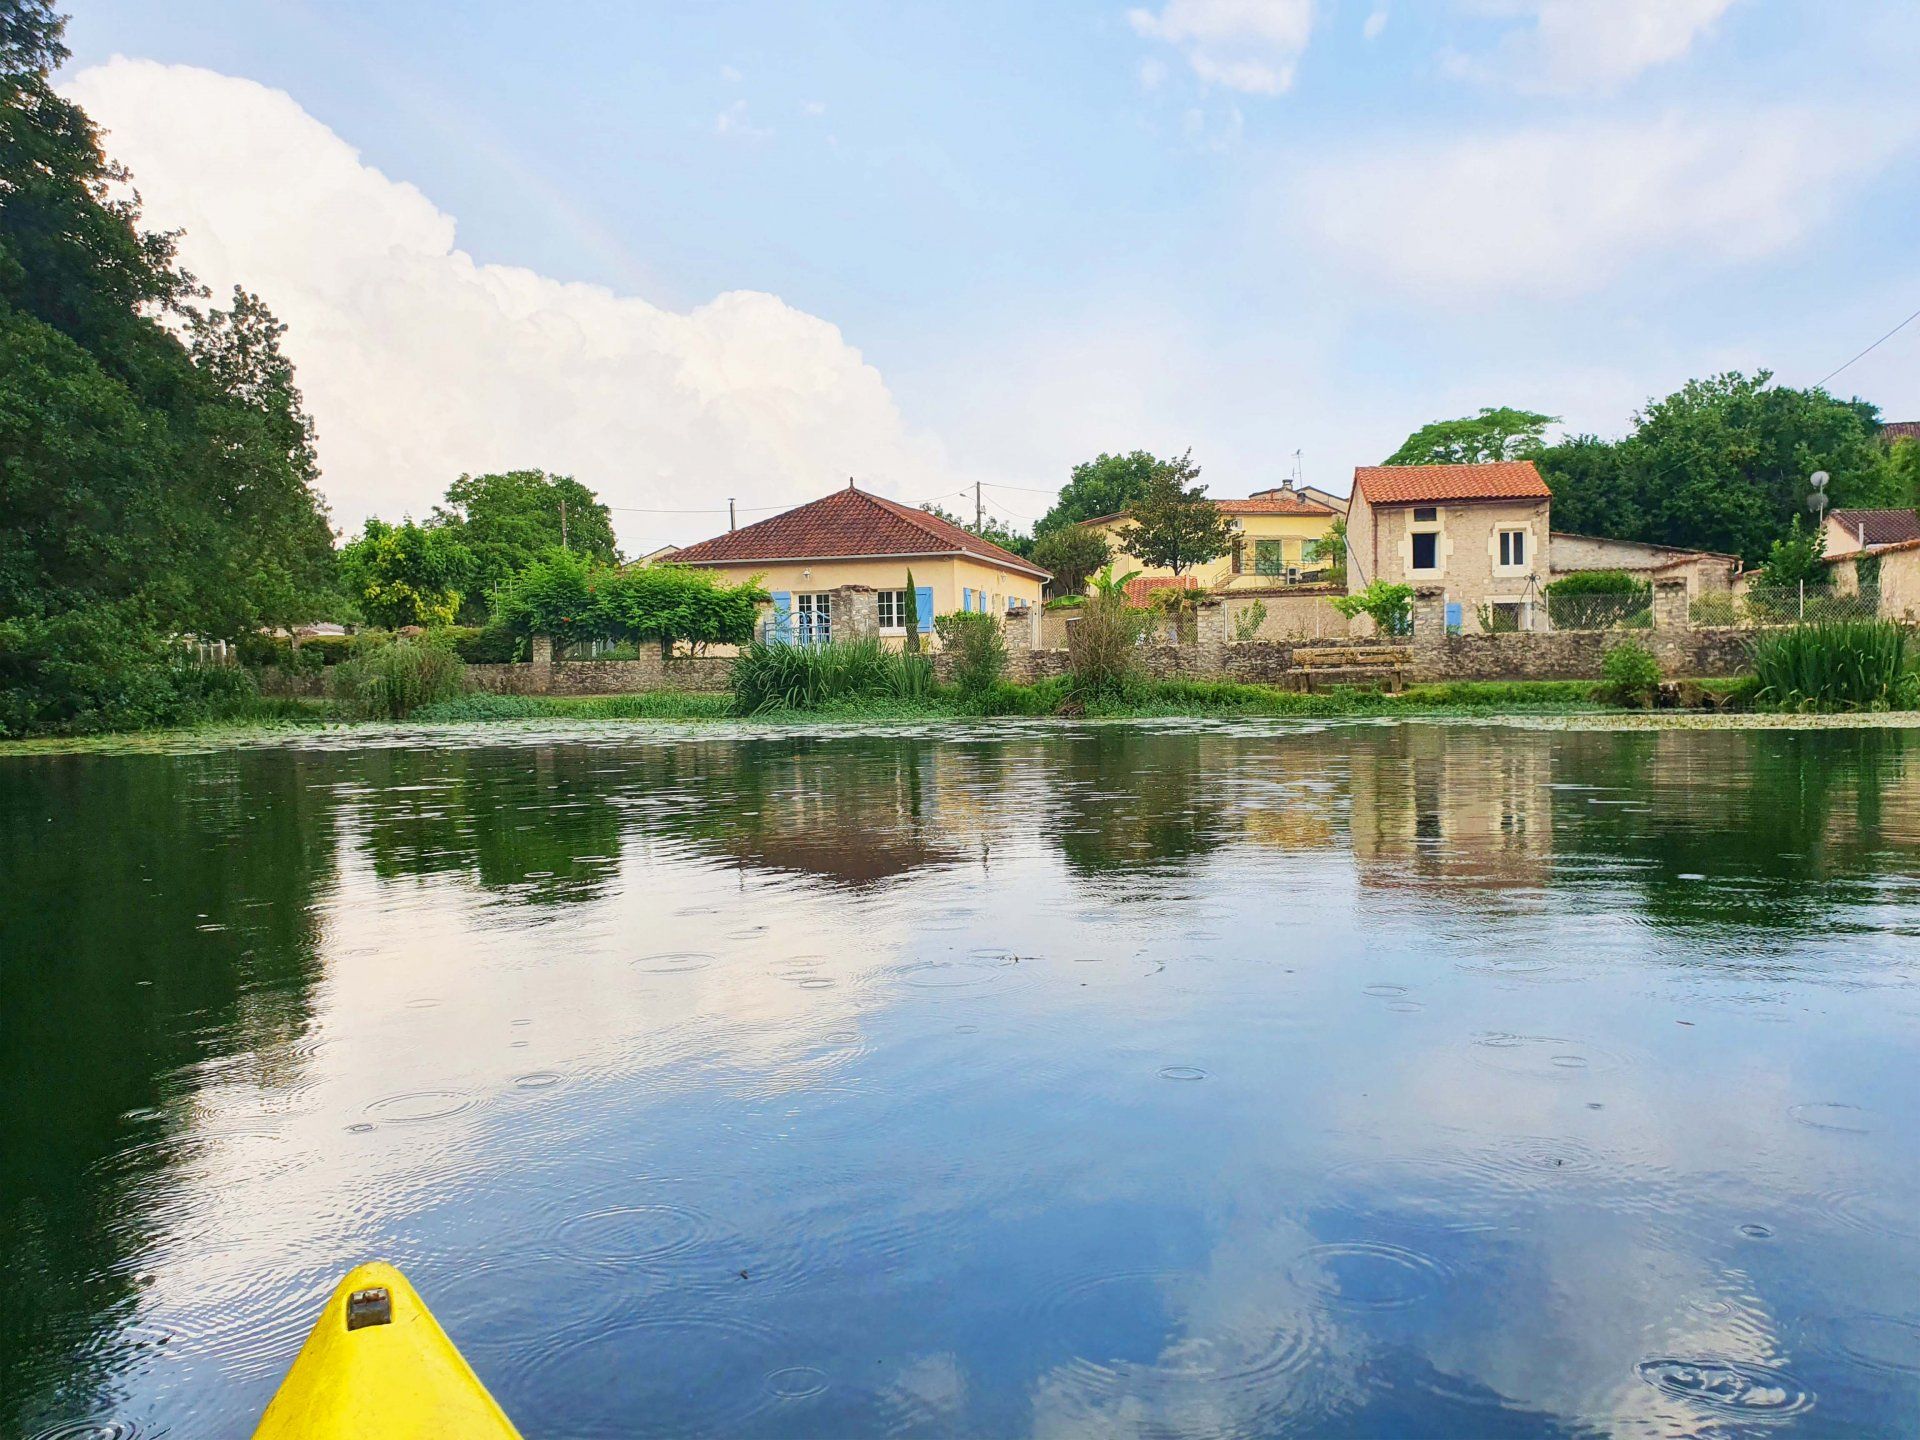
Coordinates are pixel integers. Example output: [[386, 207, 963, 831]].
[[635, 951, 715, 975], [1830, 1315, 1920, 1376], [553, 1202, 722, 1269], [894, 954, 1024, 991], [1635, 1359, 1812, 1417], [1827, 1187, 1920, 1240], [1363, 983, 1408, 998], [1158, 1065, 1208, 1082], [1020, 1269, 1319, 1417], [521, 1312, 785, 1438], [1469, 1033, 1626, 1078], [1789, 1102, 1870, 1134], [1287, 1242, 1447, 1310], [28, 1422, 142, 1440], [363, 1089, 482, 1124], [766, 1365, 831, 1400], [1320, 1156, 1509, 1234], [512, 1071, 564, 1091]]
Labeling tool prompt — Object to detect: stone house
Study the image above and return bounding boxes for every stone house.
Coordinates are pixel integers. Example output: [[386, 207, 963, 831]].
[[1548, 532, 1741, 600], [1347, 462, 1553, 632], [1825, 537, 1920, 622], [671, 481, 1050, 647], [1824, 508, 1920, 558]]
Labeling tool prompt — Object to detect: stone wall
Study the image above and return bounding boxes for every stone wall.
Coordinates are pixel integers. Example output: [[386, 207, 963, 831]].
[[257, 650, 734, 698], [1405, 626, 1757, 682]]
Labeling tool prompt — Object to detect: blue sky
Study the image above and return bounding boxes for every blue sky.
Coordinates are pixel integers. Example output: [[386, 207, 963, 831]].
[[62, 2, 1920, 550]]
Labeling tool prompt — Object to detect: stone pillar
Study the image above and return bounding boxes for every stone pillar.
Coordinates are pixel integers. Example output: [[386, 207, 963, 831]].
[[1411, 585, 1447, 644], [528, 633, 555, 695], [830, 584, 879, 642], [1653, 577, 1689, 630]]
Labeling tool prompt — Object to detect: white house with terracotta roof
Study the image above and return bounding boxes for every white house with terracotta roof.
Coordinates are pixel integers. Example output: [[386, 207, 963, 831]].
[[1348, 461, 1554, 632], [671, 481, 1049, 645]]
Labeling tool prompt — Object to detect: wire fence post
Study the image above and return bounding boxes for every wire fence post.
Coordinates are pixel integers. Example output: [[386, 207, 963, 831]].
[[1798, 580, 1805, 620]]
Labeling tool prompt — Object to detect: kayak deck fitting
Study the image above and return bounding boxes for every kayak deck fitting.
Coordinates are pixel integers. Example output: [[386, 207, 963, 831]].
[[253, 1262, 522, 1439]]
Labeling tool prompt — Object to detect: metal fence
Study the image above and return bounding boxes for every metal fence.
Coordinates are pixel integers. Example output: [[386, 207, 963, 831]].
[[1543, 594, 1653, 632], [1737, 585, 1880, 627]]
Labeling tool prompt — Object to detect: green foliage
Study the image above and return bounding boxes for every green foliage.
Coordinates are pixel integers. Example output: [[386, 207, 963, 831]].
[[1689, 593, 1739, 626], [1544, 569, 1653, 629], [297, 633, 355, 666], [1231, 599, 1268, 641], [1333, 580, 1414, 636], [494, 553, 765, 653], [431, 469, 618, 616], [337, 518, 470, 628], [1385, 406, 1558, 465], [328, 635, 465, 720], [1117, 450, 1235, 576], [1031, 524, 1111, 596], [1035, 450, 1162, 534], [1537, 371, 1901, 564], [1750, 620, 1915, 712], [902, 568, 920, 654], [1756, 515, 1828, 590], [1045, 594, 1087, 611], [729, 637, 932, 714], [1601, 639, 1663, 707], [1066, 585, 1149, 697], [1304, 516, 1347, 585], [934, 610, 1008, 694], [446, 625, 523, 664], [2, 0, 69, 72], [409, 690, 736, 723], [1090, 563, 1142, 600]]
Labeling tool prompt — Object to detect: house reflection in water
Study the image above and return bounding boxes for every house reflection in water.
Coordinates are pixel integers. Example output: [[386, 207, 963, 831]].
[[1347, 727, 1555, 890]]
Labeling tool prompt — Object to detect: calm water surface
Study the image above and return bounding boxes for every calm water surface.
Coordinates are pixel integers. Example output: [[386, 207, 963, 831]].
[[5, 719, 1920, 1438]]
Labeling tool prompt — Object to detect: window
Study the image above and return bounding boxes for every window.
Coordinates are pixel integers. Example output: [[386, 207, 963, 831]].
[[795, 591, 831, 645], [1498, 529, 1526, 567], [877, 589, 908, 630], [1254, 539, 1287, 576], [1413, 506, 1438, 523], [1411, 532, 1438, 571]]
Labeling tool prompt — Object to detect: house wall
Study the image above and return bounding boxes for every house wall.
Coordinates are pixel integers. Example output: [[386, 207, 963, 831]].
[[1548, 534, 1739, 595], [1824, 512, 1869, 557], [1215, 588, 1353, 640], [1829, 545, 1920, 621], [1088, 509, 1338, 591], [682, 555, 1045, 645], [1360, 496, 1552, 631]]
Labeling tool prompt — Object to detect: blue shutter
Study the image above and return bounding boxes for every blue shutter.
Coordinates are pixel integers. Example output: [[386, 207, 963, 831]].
[[770, 591, 792, 644], [962, 588, 973, 613], [916, 586, 934, 633], [1445, 602, 1462, 635]]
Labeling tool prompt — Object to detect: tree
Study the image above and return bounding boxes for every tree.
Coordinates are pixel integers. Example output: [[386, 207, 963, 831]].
[[1116, 450, 1236, 577], [1755, 516, 1828, 590], [338, 519, 471, 628], [1031, 525, 1111, 596], [1036, 450, 1162, 534], [1333, 580, 1414, 637], [1, 2, 340, 733], [1304, 516, 1347, 587], [1534, 434, 1645, 541], [920, 502, 1033, 559], [1385, 407, 1558, 465], [432, 469, 618, 617]]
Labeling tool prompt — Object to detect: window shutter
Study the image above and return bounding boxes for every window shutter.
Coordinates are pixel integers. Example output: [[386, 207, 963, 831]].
[[916, 586, 934, 633], [769, 591, 792, 645]]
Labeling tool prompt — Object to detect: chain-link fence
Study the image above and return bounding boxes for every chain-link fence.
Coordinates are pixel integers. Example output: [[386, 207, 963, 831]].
[[1737, 586, 1880, 626], [1544, 593, 1654, 631]]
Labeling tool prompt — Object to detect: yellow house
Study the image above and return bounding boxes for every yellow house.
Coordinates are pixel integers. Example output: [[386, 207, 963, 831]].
[[672, 481, 1050, 645], [1079, 482, 1342, 595]]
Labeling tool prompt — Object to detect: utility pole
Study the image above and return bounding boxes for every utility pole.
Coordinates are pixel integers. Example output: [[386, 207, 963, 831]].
[[559, 496, 569, 550], [975, 479, 983, 532], [729, 497, 736, 531]]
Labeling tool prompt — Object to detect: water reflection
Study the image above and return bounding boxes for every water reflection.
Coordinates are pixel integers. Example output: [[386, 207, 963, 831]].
[[3, 721, 1918, 1437]]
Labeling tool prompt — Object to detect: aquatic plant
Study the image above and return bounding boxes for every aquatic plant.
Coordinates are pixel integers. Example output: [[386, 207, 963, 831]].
[[1749, 620, 1915, 712], [329, 634, 465, 719], [730, 637, 932, 714]]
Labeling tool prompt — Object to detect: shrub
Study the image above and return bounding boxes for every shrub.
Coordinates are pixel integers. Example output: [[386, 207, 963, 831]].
[[1545, 570, 1652, 629], [1749, 620, 1914, 712], [1756, 516, 1828, 590], [730, 637, 930, 713], [412, 691, 546, 722], [1231, 600, 1267, 642], [329, 634, 466, 719], [1044, 595, 1087, 611], [1333, 580, 1413, 637], [447, 625, 523, 664], [298, 633, 356, 666], [496, 552, 767, 654], [934, 611, 1009, 694], [1600, 639, 1662, 707], [0, 608, 242, 737], [1067, 585, 1148, 697], [1689, 593, 1739, 626]]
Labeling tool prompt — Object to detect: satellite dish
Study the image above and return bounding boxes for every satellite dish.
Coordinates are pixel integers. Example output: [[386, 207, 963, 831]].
[[1808, 493, 1828, 512], [1810, 470, 1830, 489]]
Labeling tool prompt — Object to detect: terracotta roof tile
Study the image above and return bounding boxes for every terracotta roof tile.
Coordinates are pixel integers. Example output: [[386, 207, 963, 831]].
[[672, 485, 1049, 580], [1353, 461, 1552, 504], [1829, 508, 1920, 546], [1879, 420, 1920, 442]]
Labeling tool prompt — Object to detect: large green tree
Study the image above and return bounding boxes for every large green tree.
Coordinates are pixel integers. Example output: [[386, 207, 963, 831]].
[[1117, 450, 1236, 577], [920, 502, 1033, 558], [1384, 407, 1558, 465], [431, 469, 618, 616], [1537, 372, 1900, 563], [338, 518, 471, 629], [1, 0, 339, 733], [1035, 450, 1162, 534], [1031, 524, 1111, 596]]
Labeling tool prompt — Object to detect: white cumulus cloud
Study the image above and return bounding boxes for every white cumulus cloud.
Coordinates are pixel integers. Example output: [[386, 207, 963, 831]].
[[64, 59, 948, 549], [1450, 0, 1741, 95], [1290, 105, 1913, 302], [1127, 0, 1315, 96]]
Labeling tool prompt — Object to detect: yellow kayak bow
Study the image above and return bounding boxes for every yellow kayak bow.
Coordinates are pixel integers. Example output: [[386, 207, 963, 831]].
[[253, 1262, 523, 1439]]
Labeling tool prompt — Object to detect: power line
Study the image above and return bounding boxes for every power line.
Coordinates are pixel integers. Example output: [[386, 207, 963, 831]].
[[1814, 303, 1920, 389]]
